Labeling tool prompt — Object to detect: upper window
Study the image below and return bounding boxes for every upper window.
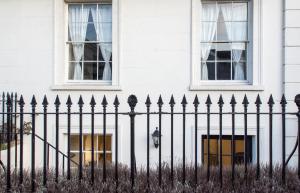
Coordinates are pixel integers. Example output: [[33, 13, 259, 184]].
[[201, 1, 249, 81], [68, 3, 112, 81]]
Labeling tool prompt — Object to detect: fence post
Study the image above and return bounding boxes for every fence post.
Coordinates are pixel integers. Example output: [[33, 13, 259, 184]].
[[66, 96, 72, 180], [114, 96, 120, 188], [128, 95, 137, 188], [230, 95, 236, 183], [78, 96, 84, 181], [6, 93, 11, 192], [157, 95, 163, 186], [42, 96, 49, 186], [30, 96, 37, 192], [55, 95, 61, 183], [242, 95, 249, 179], [19, 95, 25, 185], [295, 94, 300, 178], [101, 96, 108, 182], [268, 95, 274, 178], [193, 95, 199, 186], [145, 95, 151, 189], [90, 96, 96, 185], [169, 95, 175, 187], [218, 95, 224, 186], [255, 95, 262, 180], [205, 95, 212, 182], [281, 95, 287, 183]]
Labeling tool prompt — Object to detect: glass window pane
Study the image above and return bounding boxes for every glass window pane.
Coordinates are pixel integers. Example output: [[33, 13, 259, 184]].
[[232, 22, 247, 41], [84, 43, 97, 61], [201, 22, 217, 41], [232, 3, 248, 21], [98, 153, 112, 164], [216, 43, 231, 59], [204, 62, 215, 80], [222, 139, 231, 156], [71, 152, 79, 167], [84, 152, 97, 166], [68, 44, 75, 61], [83, 135, 97, 151], [217, 21, 231, 41], [202, 3, 218, 21], [218, 3, 232, 21], [222, 155, 231, 166], [98, 135, 112, 151], [83, 62, 97, 80], [85, 23, 97, 42], [217, 62, 231, 80], [70, 135, 79, 151], [232, 62, 246, 80]]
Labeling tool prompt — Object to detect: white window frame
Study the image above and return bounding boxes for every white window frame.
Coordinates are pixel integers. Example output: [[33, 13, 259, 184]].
[[52, 0, 121, 91], [190, 0, 264, 91]]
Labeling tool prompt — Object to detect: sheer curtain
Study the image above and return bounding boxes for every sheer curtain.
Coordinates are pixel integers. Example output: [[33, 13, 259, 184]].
[[201, 4, 219, 80], [91, 5, 112, 81], [221, 3, 247, 80], [68, 5, 90, 80]]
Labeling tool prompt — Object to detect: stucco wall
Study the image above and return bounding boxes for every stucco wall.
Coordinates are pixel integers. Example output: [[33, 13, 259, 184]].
[[0, 0, 296, 169]]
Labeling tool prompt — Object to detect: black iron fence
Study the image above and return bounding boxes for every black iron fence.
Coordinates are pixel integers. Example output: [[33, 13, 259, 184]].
[[1, 92, 300, 192]]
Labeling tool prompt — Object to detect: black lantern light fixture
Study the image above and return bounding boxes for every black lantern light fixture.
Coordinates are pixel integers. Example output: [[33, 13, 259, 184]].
[[152, 127, 160, 148]]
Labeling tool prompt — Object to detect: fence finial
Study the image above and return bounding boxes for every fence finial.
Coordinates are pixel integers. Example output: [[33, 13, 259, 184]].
[[280, 95, 287, 105], [145, 95, 151, 107], [230, 95, 236, 105], [218, 95, 224, 106], [169, 95, 175, 107], [157, 95, 163, 106], [295, 94, 300, 109], [255, 94, 262, 105], [114, 95, 120, 107], [78, 95, 84, 106], [193, 95, 199, 107], [90, 95, 96, 106], [19, 95, 25, 106], [128, 95, 138, 110], [30, 95, 37, 106], [181, 95, 187, 106], [102, 95, 108, 107], [6, 93, 11, 105], [54, 95, 61, 106], [42, 95, 48, 106], [242, 95, 249, 106], [268, 95, 275, 106], [66, 95, 72, 106], [205, 95, 212, 105]]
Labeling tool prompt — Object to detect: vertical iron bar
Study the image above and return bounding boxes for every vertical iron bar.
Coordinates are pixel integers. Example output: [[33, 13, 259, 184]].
[[230, 95, 236, 183], [1, 93, 4, 162], [145, 96, 151, 188], [268, 95, 274, 178], [169, 96, 175, 186], [128, 95, 137, 189], [31, 96, 37, 192], [218, 96, 224, 186], [6, 94, 11, 192], [14, 93, 17, 171], [193, 95, 199, 186], [255, 95, 261, 180], [158, 96, 163, 186], [242, 96, 249, 178], [78, 96, 84, 181], [19, 96, 24, 185], [114, 96, 120, 188], [55, 96, 61, 183], [281, 95, 287, 183], [67, 96, 72, 180], [90, 96, 96, 185], [206, 95, 212, 182], [295, 95, 300, 178], [42, 96, 48, 186], [102, 96, 108, 182], [181, 96, 187, 184]]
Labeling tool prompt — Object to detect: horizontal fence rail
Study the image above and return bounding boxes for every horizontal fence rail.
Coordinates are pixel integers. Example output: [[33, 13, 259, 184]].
[[0, 92, 300, 192]]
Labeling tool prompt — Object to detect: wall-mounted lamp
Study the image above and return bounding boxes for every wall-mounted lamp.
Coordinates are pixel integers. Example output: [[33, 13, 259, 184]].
[[152, 127, 161, 148]]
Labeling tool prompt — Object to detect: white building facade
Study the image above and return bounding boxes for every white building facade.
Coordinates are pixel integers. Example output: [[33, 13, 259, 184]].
[[0, 0, 299, 169]]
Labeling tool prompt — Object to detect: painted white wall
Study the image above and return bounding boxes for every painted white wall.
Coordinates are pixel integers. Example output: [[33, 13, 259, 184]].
[[0, 0, 298, 170]]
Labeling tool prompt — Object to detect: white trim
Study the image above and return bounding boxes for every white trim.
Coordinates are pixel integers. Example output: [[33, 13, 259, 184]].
[[53, 0, 121, 90], [190, 0, 263, 89]]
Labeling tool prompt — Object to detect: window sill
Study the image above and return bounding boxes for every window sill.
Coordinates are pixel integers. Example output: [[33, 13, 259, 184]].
[[51, 84, 122, 91], [189, 84, 264, 91]]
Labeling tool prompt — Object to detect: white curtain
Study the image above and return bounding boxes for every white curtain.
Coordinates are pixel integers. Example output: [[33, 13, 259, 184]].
[[91, 5, 112, 81], [221, 3, 247, 80], [68, 5, 90, 80], [201, 4, 219, 80]]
